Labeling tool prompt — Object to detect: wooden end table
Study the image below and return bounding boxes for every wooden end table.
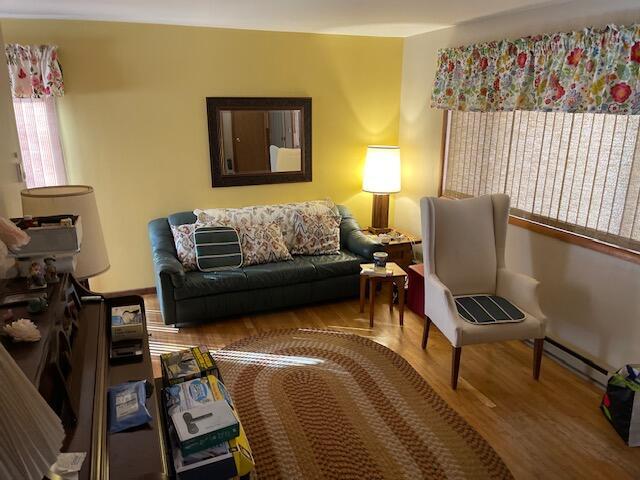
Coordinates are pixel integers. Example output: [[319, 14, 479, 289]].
[[359, 262, 407, 328], [362, 229, 421, 271]]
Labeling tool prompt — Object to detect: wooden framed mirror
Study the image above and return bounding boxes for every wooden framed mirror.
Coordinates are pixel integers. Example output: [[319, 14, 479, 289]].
[[206, 97, 312, 187]]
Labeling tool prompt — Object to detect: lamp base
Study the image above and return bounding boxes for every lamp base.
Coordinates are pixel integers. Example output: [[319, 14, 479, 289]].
[[370, 193, 390, 233]]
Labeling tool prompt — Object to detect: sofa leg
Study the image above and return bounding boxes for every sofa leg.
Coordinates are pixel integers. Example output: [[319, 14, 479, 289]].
[[422, 316, 431, 349], [451, 346, 462, 390], [533, 338, 544, 380]]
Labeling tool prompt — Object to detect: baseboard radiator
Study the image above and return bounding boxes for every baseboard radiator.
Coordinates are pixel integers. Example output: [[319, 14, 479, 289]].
[[525, 337, 610, 388]]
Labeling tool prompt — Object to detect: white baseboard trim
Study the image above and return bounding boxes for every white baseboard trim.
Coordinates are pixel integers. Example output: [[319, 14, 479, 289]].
[[524, 338, 609, 389]]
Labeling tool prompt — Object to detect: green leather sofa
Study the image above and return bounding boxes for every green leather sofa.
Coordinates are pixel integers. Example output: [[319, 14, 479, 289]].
[[148, 205, 383, 326]]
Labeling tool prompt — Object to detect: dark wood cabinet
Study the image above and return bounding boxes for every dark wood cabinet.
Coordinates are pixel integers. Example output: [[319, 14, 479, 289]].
[[0, 275, 167, 480]]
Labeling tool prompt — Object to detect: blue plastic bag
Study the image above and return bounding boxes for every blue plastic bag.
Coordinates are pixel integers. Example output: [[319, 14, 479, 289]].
[[108, 380, 152, 433]]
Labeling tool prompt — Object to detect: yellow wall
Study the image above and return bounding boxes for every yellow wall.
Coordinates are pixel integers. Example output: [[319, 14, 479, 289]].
[[1, 20, 403, 292]]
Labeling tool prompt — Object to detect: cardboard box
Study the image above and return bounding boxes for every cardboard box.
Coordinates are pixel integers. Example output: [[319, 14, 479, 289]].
[[9, 215, 82, 257], [111, 305, 144, 342], [161, 346, 218, 386], [164, 375, 254, 479], [171, 401, 239, 456]]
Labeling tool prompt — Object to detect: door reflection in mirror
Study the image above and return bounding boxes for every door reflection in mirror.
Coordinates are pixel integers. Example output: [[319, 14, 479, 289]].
[[220, 109, 302, 174]]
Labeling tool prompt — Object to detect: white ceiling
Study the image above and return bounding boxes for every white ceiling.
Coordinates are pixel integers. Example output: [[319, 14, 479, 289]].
[[0, 0, 565, 37]]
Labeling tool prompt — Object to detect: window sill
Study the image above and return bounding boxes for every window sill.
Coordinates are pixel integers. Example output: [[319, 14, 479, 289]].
[[508, 215, 640, 265]]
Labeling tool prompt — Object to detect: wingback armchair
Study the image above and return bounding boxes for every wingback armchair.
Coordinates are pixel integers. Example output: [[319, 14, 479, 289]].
[[420, 194, 546, 389]]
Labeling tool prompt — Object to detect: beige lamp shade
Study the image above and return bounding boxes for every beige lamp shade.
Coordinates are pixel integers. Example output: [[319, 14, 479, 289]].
[[362, 145, 401, 194], [21, 185, 110, 279]]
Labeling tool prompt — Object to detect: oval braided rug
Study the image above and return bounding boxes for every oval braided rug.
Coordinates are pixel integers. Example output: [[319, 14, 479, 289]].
[[214, 329, 512, 480]]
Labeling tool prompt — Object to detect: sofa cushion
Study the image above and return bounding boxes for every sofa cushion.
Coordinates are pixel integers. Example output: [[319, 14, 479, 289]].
[[194, 199, 339, 251], [239, 223, 293, 266], [290, 207, 341, 255], [170, 224, 197, 271], [194, 226, 243, 271], [175, 270, 248, 300], [299, 250, 363, 279], [168, 211, 197, 227], [243, 256, 317, 289]]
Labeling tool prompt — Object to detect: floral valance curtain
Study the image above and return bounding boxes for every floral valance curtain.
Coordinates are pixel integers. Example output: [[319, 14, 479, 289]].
[[4, 44, 64, 98], [431, 24, 640, 114]]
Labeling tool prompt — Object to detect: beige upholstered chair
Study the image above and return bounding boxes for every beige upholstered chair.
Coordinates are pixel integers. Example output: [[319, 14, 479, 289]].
[[420, 194, 546, 389]]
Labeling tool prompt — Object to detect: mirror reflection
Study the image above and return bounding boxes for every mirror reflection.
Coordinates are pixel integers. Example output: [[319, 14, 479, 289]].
[[220, 109, 303, 174]]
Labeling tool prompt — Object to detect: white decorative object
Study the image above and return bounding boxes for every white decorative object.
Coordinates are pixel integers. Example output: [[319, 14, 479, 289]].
[[0, 217, 30, 279], [0, 343, 65, 479], [4, 318, 41, 342]]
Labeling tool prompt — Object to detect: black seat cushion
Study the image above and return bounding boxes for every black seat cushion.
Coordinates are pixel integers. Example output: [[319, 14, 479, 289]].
[[455, 295, 525, 325], [298, 250, 364, 279]]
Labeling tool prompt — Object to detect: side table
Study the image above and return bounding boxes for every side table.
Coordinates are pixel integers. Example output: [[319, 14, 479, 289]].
[[362, 229, 421, 271], [359, 262, 407, 328]]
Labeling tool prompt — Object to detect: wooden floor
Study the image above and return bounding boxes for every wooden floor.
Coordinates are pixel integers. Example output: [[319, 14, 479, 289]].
[[143, 293, 640, 480]]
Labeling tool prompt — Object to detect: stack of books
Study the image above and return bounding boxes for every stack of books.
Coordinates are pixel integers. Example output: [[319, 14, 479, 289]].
[[160, 347, 254, 479]]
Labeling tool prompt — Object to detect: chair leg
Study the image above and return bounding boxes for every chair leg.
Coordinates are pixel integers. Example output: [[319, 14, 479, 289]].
[[451, 346, 462, 390], [533, 338, 544, 380], [421, 316, 431, 349]]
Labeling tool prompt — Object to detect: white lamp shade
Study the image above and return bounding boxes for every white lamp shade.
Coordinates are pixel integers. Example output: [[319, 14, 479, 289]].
[[21, 185, 110, 279], [362, 145, 401, 194]]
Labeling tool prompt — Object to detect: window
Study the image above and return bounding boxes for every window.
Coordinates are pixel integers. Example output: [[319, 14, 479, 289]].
[[443, 110, 640, 255], [13, 97, 67, 188]]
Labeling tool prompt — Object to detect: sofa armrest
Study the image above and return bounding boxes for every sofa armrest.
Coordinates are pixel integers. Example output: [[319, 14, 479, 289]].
[[148, 218, 185, 288], [337, 206, 384, 260], [346, 229, 384, 260]]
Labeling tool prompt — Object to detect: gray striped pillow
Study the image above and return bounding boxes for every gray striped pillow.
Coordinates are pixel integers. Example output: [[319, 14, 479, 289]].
[[194, 226, 243, 271]]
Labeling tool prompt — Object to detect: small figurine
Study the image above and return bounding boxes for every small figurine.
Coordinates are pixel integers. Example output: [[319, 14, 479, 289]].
[[27, 261, 47, 289], [44, 257, 58, 283]]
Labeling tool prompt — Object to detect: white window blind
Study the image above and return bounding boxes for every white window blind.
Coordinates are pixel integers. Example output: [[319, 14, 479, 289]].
[[443, 110, 640, 253], [13, 97, 67, 188]]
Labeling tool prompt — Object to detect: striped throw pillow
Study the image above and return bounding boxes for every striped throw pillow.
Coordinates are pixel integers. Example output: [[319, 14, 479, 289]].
[[194, 226, 243, 272]]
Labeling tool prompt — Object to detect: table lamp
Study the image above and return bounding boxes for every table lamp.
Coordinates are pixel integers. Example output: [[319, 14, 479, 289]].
[[21, 185, 110, 281], [362, 145, 401, 234]]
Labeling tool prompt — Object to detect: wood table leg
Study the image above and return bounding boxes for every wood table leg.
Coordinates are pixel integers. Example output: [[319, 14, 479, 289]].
[[422, 316, 431, 349], [397, 276, 406, 326], [359, 275, 367, 313], [533, 338, 544, 380], [369, 277, 376, 328], [451, 346, 462, 390], [388, 282, 394, 313]]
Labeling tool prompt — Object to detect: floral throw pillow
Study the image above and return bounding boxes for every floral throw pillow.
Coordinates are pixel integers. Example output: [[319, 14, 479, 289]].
[[239, 223, 293, 266], [170, 224, 197, 271], [290, 208, 341, 255]]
